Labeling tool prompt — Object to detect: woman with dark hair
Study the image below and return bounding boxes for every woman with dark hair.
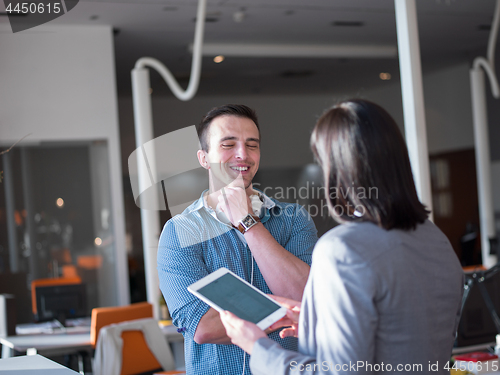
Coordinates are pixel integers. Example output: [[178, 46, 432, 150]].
[[220, 99, 464, 374]]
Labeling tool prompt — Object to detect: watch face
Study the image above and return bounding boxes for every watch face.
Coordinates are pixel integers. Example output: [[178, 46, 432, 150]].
[[242, 215, 255, 228]]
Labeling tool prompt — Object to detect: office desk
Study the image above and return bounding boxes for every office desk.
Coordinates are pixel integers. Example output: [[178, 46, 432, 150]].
[[0, 323, 184, 369], [0, 354, 79, 374]]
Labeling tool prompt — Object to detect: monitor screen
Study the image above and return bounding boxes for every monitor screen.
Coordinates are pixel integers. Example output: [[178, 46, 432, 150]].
[[455, 271, 500, 348], [35, 284, 87, 323]]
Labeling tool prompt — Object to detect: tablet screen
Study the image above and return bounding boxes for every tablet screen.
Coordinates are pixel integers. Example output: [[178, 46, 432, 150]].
[[197, 273, 280, 324]]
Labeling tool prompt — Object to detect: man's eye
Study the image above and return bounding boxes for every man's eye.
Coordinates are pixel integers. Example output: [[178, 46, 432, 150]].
[[247, 144, 258, 149], [221, 144, 233, 148]]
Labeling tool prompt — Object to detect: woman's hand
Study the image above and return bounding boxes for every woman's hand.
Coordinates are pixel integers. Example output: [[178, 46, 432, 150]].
[[219, 311, 267, 354], [268, 295, 301, 338]]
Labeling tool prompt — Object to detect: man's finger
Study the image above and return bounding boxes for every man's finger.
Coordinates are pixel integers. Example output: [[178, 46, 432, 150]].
[[280, 327, 297, 338]]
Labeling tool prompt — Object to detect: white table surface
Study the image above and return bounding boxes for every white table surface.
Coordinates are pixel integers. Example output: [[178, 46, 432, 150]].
[[0, 331, 91, 358], [0, 354, 79, 374]]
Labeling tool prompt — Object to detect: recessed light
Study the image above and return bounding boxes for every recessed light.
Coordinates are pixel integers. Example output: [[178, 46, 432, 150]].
[[478, 24, 491, 31], [379, 72, 391, 80], [90, 15, 99, 21], [281, 70, 314, 78], [56, 198, 64, 208], [95, 237, 102, 246], [332, 21, 364, 27], [193, 17, 219, 23], [214, 55, 225, 63]]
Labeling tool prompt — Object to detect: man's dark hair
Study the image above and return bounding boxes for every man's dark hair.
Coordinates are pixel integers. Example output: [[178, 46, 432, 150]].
[[197, 104, 260, 152], [310, 99, 429, 230]]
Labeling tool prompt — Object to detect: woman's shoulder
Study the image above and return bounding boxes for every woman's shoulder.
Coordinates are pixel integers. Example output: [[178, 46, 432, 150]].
[[314, 219, 455, 266], [314, 222, 383, 264]]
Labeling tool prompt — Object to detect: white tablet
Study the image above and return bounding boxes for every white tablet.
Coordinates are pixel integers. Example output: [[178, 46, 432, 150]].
[[188, 267, 287, 330]]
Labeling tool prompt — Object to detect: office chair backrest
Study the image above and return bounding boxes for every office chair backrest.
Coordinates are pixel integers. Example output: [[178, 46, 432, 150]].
[[90, 302, 153, 347], [31, 276, 82, 316]]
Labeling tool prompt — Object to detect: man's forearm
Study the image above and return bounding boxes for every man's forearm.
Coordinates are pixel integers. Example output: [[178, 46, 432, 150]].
[[244, 223, 310, 300], [194, 307, 233, 345]]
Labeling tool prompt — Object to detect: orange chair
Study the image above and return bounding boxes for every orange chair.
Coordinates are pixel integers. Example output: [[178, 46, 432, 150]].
[[91, 303, 184, 375], [31, 276, 82, 316]]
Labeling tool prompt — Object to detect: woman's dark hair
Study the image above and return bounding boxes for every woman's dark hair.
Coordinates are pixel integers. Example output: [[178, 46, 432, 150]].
[[197, 104, 260, 152], [310, 99, 429, 230]]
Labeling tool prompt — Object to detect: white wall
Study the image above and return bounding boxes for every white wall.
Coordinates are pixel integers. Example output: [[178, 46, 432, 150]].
[[423, 63, 475, 154], [0, 24, 129, 306]]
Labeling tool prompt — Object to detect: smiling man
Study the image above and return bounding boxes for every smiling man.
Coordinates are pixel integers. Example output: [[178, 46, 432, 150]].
[[157, 104, 318, 375]]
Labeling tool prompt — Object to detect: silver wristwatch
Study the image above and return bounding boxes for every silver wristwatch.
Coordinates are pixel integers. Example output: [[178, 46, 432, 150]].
[[236, 214, 260, 234]]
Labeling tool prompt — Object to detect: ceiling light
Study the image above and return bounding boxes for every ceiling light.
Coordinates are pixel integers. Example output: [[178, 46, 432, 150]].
[[56, 198, 64, 208], [95, 237, 102, 246], [90, 15, 99, 21], [213, 55, 225, 63], [379, 72, 391, 80], [190, 43, 397, 58]]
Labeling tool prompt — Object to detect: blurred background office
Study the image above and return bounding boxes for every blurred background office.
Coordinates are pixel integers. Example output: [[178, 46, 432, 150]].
[[0, 0, 499, 345]]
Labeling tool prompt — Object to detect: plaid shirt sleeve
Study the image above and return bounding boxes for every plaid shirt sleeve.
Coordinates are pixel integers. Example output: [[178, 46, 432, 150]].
[[283, 204, 317, 266]]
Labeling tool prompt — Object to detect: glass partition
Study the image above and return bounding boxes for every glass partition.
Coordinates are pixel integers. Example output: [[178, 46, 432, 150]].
[[0, 141, 118, 324]]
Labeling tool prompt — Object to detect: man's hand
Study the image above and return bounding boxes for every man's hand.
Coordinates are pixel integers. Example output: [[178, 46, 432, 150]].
[[219, 311, 266, 354], [217, 173, 252, 227], [268, 295, 301, 338]]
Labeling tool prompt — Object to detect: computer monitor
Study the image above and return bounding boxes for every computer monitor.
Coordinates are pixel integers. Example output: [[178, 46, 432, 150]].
[[35, 283, 87, 325], [455, 269, 500, 349]]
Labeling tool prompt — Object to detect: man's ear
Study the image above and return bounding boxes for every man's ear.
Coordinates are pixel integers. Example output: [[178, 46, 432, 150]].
[[197, 149, 209, 169]]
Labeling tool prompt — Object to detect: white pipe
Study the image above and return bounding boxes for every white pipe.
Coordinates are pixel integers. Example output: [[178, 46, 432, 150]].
[[470, 68, 496, 268], [473, 58, 499, 98], [487, 0, 500, 69], [394, 0, 433, 218], [134, 0, 206, 101]]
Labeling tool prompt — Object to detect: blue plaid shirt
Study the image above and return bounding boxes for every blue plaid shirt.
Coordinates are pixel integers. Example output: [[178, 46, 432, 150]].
[[158, 190, 318, 375]]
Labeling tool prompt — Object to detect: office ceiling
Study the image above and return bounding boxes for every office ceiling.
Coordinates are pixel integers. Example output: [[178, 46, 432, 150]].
[[3, 0, 498, 96]]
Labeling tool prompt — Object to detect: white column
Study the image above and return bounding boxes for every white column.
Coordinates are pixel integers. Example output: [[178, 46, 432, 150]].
[[470, 67, 497, 267], [131, 68, 161, 318], [394, 0, 433, 217]]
